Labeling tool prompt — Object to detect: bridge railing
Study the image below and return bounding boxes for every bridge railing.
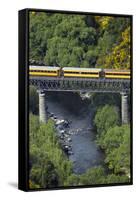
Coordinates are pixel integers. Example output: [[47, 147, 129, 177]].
[[29, 76, 130, 93]]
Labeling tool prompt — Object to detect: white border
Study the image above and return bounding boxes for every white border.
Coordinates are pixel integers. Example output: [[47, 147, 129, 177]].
[[0, 0, 135, 199]]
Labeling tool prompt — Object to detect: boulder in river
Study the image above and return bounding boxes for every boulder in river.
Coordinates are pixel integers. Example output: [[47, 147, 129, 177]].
[[56, 119, 65, 125], [53, 115, 57, 119], [49, 112, 54, 117], [59, 135, 64, 140], [68, 150, 74, 155], [67, 137, 72, 142], [63, 120, 70, 128], [60, 130, 65, 134]]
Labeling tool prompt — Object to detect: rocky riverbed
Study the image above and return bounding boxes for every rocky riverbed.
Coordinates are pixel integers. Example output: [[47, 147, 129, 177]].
[[46, 92, 104, 174]]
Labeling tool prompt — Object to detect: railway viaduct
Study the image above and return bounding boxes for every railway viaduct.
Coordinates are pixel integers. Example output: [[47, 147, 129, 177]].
[[29, 76, 131, 124]]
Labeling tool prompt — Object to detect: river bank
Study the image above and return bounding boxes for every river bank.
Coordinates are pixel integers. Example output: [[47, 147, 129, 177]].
[[46, 91, 104, 174]]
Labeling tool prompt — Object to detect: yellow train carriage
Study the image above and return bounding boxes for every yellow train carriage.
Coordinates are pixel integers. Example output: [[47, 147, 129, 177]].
[[29, 66, 60, 77], [29, 65, 131, 79], [104, 69, 130, 79], [63, 67, 101, 78]]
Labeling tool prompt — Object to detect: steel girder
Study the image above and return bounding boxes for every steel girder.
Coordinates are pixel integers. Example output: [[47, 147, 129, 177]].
[[29, 77, 130, 93]]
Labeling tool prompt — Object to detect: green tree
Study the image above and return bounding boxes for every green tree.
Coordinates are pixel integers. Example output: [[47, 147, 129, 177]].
[[64, 174, 81, 186], [79, 167, 105, 185], [96, 17, 131, 68], [91, 93, 121, 108], [104, 27, 131, 69], [66, 166, 129, 186], [29, 12, 97, 67], [29, 12, 130, 69], [94, 105, 119, 136], [105, 125, 130, 175], [29, 114, 73, 188], [104, 174, 129, 184]]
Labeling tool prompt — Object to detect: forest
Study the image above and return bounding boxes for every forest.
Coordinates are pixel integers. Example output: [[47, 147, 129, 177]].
[[29, 12, 131, 69], [29, 87, 130, 189], [29, 12, 131, 189]]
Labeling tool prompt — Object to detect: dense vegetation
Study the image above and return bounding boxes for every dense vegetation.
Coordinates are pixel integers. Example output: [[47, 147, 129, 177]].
[[29, 87, 130, 189], [29, 12, 131, 189], [29, 114, 73, 188], [29, 12, 131, 69], [29, 113, 129, 189], [94, 105, 130, 177]]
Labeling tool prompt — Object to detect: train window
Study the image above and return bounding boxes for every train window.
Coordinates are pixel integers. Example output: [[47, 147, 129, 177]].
[[30, 70, 57, 73], [64, 71, 99, 74], [81, 72, 98, 74], [64, 71, 74, 74], [106, 73, 130, 76]]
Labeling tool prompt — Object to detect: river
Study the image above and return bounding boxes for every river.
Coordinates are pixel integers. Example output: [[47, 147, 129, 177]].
[[46, 92, 104, 174]]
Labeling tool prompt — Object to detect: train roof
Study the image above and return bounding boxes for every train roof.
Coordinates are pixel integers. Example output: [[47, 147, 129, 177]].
[[29, 66, 130, 72], [104, 69, 130, 72], [29, 65, 60, 70], [62, 67, 101, 71]]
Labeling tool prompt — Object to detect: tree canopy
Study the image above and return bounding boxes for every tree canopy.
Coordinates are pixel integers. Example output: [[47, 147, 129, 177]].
[[94, 105, 119, 136], [29, 114, 73, 188], [94, 105, 130, 177], [29, 111, 130, 189], [29, 12, 131, 69]]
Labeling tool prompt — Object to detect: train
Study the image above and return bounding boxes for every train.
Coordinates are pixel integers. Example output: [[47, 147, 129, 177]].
[[29, 65, 130, 79]]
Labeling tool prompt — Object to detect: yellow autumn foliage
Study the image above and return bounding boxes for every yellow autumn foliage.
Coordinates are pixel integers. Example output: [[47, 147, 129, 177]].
[[95, 16, 113, 29], [104, 27, 130, 69]]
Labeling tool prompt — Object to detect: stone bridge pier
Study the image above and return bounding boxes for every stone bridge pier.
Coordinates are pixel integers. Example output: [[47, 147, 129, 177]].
[[39, 91, 48, 123], [121, 92, 129, 124], [38, 90, 129, 124]]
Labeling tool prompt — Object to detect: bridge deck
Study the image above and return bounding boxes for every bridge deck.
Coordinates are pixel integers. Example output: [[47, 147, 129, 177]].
[[29, 76, 130, 93]]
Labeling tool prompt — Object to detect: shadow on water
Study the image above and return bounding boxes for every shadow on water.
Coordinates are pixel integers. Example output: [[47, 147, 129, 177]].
[[46, 91, 104, 174]]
